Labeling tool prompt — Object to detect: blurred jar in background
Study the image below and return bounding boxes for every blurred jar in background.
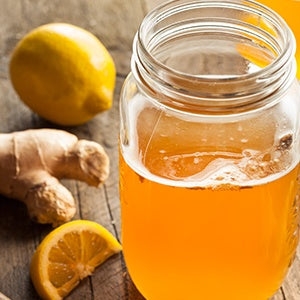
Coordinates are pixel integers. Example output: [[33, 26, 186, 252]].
[[258, 0, 300, 77]]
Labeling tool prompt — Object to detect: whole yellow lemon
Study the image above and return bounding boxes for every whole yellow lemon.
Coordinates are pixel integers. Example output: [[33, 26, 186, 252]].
[[10, 23, 116, 126]]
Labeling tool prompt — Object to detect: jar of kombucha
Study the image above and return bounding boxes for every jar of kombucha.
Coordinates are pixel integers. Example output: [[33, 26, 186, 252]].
[[119, 1, 300, 299]]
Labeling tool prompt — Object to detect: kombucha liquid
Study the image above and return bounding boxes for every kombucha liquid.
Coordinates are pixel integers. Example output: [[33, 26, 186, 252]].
[[120, 100, 300, 300]]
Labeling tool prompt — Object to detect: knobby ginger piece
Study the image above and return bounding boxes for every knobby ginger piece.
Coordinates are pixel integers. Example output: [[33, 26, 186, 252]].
[[0, 129, 109, 226]]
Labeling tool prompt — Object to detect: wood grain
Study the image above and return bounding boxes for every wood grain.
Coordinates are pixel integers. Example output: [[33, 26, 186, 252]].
[[0, 0, 299, 299], [0, 0, 145, 299]]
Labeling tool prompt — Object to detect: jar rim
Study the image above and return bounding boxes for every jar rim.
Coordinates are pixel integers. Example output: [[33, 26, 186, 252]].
[[138, 0, 295, 82], [132, 0, 297, 113]]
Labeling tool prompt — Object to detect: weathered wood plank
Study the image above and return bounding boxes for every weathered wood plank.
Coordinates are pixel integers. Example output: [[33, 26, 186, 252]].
[[0, 0, 145, 77], [0, 197, 40, 300], [0, 0, 145, 299], [281, 248, 300, 300]]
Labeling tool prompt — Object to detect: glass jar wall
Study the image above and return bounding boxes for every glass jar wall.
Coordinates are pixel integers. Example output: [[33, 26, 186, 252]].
[[119, 1, 300, 299]]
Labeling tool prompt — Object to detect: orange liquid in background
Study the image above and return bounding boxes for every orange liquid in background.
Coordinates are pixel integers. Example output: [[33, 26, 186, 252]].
[[258, 0, 300, 78], [120, 104, 300, 300]]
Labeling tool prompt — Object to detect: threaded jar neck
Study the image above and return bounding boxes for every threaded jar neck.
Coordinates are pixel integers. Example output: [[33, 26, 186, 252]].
[[132, 0, 296, 114]]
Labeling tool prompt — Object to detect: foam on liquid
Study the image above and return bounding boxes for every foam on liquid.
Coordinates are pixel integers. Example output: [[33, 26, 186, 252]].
[[121, 93, 298, 189]]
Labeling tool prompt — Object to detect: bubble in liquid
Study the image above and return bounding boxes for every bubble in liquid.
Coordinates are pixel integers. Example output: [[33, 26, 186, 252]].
[[241, 138, 248, 143], [194, 157, 200, 164]]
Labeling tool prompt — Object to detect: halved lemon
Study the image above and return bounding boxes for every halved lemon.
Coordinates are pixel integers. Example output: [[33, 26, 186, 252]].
[[30, 220, 122, 300]]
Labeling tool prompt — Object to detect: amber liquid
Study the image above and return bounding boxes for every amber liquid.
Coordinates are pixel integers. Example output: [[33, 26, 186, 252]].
[[120, 102, 299, 300], [121, 155, 299, 300], [258, 0, 300, 78]]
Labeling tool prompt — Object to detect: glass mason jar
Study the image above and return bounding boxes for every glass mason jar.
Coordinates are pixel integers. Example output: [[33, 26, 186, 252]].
[[119, 1, 300, 299]]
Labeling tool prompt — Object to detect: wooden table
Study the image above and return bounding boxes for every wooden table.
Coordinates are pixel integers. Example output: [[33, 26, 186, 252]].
[[0, 0, 299, 299]]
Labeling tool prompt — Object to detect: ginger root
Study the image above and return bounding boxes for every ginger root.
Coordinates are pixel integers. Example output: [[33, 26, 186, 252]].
[[0, 129, 109, 226]]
